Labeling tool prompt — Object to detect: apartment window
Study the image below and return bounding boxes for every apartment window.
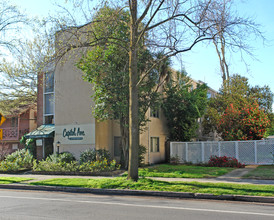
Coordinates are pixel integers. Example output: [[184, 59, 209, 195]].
[[45, 72, 54, 93], [44, 72, 55, 124], [114, 136, 122, 157], [150, 108, 159, 118], [150, 137, 160, 152]]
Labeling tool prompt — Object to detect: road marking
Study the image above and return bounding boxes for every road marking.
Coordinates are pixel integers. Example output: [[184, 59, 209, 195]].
[[0, 195, 273, 217]]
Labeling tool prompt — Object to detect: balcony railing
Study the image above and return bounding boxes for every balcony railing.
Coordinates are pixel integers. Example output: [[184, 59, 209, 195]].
[[1, 127, 29, 141]]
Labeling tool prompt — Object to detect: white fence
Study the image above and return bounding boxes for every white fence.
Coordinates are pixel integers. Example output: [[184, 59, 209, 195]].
[[170, 140, 274, 165]]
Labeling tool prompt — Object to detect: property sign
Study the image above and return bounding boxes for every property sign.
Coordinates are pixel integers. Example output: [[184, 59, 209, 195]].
[[55, 123, 95, 145], [0, 113, 6, 126]]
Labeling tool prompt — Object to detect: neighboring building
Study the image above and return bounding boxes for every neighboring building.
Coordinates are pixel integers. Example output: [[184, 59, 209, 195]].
[[190, 80, 219, 141], [0, 104, 37, 157]]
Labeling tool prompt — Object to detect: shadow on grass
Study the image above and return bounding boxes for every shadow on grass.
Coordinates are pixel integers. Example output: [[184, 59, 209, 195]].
[[30, 177, 274, 196]]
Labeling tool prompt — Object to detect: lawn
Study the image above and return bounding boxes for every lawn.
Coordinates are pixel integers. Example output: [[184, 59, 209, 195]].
[[30, 177, 274, 197], [243, 165, 274, 180], [137, 164, 234, 178], [0, 177, 32, 184]]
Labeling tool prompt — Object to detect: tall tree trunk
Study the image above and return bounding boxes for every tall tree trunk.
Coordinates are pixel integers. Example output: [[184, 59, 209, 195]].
[[128, 0, 139, 181], [120, 117, 129, 169]]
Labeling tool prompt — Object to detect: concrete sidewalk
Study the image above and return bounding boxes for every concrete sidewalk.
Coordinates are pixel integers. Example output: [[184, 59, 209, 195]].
[[0, 167, 273, 203]]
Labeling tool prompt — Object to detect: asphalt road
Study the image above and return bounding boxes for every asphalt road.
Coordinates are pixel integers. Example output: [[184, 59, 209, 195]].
[[0, 189, 274, 220]]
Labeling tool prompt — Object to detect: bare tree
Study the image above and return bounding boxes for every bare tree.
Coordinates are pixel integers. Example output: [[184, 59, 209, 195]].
[[201, 0, 264, 83], [0, 0, 28, 55], [0, 24, 55, 113]]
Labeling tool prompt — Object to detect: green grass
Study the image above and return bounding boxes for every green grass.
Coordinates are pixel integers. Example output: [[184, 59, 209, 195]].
[[29, 177, 274, 197], [137, 164, 234, 178], [243, 165, 274, 180], [0, 177, 33, 184]]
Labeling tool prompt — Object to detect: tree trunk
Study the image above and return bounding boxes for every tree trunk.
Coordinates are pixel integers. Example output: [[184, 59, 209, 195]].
[[120, 117, 129, 169], [128, 0, 139, 181]]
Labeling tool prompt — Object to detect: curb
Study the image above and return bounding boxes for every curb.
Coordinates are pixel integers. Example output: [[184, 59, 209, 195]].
[[0, 184, 274, 203]]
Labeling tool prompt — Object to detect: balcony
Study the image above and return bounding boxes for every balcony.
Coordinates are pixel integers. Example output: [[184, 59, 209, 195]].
[[1, 127, 29, 141]]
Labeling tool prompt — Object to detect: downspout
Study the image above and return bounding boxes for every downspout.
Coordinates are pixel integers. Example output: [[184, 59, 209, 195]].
[[147, 109, 150, 165], [17, 115, 20, 142]]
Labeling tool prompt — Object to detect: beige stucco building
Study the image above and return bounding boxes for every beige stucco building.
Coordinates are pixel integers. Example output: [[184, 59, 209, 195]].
[[27, 39, 168, 164], [27, 24, 216, 164], [53, 49, 168, 163]]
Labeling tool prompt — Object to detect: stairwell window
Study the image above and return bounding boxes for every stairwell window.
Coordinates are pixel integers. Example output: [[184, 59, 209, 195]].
[[150, 107, 159, 118], [44, 72, 55, 124], [150, 137, 160, 152]]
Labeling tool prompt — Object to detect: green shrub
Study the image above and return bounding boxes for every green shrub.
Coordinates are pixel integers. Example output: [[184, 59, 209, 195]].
[[33, 160, 79, 172], [4, 149, 33, 169], [0, 149, 33, 171], [95, 149, 111, 162], [47, 152, 76, 163], [0, 161, 21, 171], [80, 149, 111, 164], [80, 149, 96, 164], [20, 135, 36, 156], [33, 150, 119, 173], [79, 159, 119, 172], [138, 145, 147, 166]]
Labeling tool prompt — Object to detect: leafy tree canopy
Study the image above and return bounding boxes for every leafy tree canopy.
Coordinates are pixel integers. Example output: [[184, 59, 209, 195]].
[[203, 74, 273, 139], [162, 72, 208, 141]]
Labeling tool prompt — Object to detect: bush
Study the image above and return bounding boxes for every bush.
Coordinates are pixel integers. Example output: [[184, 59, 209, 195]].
[[47, 152, 76, 163], [80, 149, 111, 164], [207, 155, 245, 168], [33, 150, 119, 173], [138, 145, 147, 166], [33, 160, 79, 172], [20, 135, 36, 156], [79, 159, 119, 172], [0, 149, 34, 171]]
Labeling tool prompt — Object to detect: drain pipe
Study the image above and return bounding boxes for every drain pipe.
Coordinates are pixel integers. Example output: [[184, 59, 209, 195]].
[[147, 109, 150, 165]]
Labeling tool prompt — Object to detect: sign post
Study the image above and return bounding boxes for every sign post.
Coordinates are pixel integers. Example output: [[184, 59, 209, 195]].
[[0, 129, 2, 140]]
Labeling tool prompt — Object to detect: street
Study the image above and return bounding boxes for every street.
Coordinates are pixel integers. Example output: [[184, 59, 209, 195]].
[[0, 189, 273, 220]]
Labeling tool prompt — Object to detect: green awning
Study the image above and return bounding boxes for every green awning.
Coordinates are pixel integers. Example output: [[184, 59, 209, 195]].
[[25, 124, 55, 139]]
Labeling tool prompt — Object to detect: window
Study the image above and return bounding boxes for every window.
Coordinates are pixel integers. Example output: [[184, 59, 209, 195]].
[[11, 117, 18, 127], [150, 108, 159, 118], [44, 72, 55, 124], [45, 93, 54, 115], [12, 144, 18, 150], [44, 115, 54, 124], [45, 72, 54, 93], [207, 92, 212, 99], [114, 136, 122, 157], [150, 137, 160, 152]]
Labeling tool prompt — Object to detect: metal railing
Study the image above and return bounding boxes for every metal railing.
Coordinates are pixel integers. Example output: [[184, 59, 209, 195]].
[[170, 140, 274, 165]]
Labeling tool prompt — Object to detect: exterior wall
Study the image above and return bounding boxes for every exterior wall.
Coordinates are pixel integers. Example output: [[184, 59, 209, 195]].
[[29, 108, 37, 132], [140, 109, 168, 164], [95, 120, 120, 158], [54, 49, 96, 159], [37, 72, 44, 126]]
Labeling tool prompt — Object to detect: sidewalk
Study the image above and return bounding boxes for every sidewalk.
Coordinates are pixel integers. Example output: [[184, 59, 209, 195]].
[[0, 167, 274, 203]]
